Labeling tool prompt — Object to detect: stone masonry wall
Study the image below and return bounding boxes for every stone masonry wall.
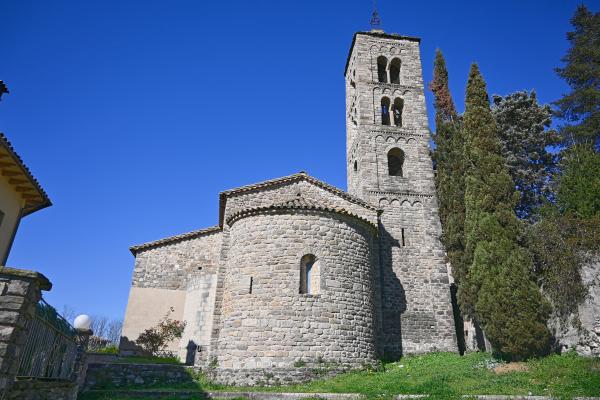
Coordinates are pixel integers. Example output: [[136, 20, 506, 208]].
[[180, 272, 218, 363], [0, 268, 50, 399], [345, 32, 457, 357], [6, 380, 77, 400], [213, 209, 378, 383], [552, 260, 600, 357], [131, 230, 222, 290], [122, 230, 222, 356]]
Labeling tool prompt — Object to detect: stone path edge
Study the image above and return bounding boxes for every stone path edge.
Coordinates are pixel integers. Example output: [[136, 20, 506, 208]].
[[83, 391, 600, 400]]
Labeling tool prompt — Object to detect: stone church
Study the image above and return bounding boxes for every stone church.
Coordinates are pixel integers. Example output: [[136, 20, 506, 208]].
[[121, 29, 458, 384]]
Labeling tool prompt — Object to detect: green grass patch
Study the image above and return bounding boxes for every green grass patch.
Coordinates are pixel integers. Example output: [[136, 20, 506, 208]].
[[80, 352, 600, 400]]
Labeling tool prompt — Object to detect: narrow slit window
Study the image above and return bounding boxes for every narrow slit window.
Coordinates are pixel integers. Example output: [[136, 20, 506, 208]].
[[300, 254, 319, 295], [377, 56, 388, 83], [389, 58, 401, 84], [353, 160, 358, 172], [401, 228, 406, 247]]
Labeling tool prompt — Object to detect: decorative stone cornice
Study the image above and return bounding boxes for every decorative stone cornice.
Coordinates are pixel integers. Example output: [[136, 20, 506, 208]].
[[226, 196, 378, 230], [370, 128, 426, 138], [345, 31, 421, 76], [368, 190, 434, 198], [218, 172, 377, 227]]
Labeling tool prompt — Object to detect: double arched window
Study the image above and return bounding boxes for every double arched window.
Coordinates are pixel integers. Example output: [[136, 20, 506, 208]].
[[381, 97, 404, 127], [376, 56, 401, 84], [300, 254, 320, 295], [388, 148, 405, 177]]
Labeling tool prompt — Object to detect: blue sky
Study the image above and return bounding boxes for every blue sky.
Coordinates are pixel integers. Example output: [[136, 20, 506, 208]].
[[2, 0, 597, 322]]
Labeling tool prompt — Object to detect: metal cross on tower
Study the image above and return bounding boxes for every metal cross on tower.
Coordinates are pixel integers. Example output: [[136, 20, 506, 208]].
[[370, 0, 381, 30]]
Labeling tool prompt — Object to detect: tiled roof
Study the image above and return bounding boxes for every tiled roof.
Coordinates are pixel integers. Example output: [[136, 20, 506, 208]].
[[129, 225, 222, 255], [0, 133, 51, 216], [226, 195, 377, 229], [218, 171, 377, 226], [130, 172, 378, 255]]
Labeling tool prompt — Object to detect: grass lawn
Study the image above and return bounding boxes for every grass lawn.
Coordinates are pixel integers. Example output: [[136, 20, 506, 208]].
[[80, 351, 600, 400]]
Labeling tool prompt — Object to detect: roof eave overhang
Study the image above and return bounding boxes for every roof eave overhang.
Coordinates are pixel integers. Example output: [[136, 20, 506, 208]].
[[0, 133, 52, 216]]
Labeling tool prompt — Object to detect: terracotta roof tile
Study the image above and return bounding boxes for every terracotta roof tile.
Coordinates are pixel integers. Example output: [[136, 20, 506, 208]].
[[130, 225, 222, 255], [0, 133, 51, 216]]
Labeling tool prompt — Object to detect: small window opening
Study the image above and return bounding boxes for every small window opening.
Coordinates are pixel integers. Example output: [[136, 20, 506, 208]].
[[381, 97, 391, 126], [300, 254, 319, 295], [392, 98, 404, 127], [249, 277, 253, 294], [377, 56, 388, 83], [0, 210, 4, 227], [389, 58, 401, 84], [401, 228, 406, 247], [197, 266, 203, 271], [388, 148, 405, 176], [353, 160, 358, 172]]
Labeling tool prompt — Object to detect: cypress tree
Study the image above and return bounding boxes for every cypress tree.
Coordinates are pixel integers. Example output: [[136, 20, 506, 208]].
[[430, 50, 467, 288], [462, 64, 551, 359]]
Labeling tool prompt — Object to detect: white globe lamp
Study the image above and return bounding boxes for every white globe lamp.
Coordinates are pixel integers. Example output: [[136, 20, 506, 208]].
[[74, 314, 92, 331]]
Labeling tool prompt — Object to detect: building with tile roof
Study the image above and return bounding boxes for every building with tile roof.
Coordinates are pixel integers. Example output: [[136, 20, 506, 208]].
[[0, 133, 51, 265], [121, 30, 457, 385]]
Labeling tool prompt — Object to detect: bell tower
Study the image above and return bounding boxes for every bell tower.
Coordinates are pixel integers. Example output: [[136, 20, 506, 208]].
[[345, 31, 457, 357]]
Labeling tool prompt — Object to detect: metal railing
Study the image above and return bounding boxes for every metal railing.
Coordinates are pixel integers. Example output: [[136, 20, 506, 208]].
[[17, 298, 79, 380]]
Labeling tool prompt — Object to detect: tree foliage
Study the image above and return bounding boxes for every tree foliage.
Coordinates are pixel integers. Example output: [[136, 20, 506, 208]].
[[556, 145, 600, 218], [430, 50, 467, 287], [527, 210, 600, 325], [136, 307, 186, 357], [492, 92, 559, 220], [554, 5, 600, 147], [525, 5, 600, 329], [461, 64, 551, 359]]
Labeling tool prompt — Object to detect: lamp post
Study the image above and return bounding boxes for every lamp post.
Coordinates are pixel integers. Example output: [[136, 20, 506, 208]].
[[74, 314, 93, 348]]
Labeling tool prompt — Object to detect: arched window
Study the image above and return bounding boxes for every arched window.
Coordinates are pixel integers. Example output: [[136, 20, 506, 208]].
[[392, 98, 404, 127], [377, 56, 388, 83], [381, 97, 391, 126], [388, 148, 405, 177], [300, 254, 319, 294], [389, 58, 401, 84]]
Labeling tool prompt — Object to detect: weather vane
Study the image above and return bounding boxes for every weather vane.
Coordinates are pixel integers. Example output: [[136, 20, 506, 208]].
[[370, 0, 381, 30]]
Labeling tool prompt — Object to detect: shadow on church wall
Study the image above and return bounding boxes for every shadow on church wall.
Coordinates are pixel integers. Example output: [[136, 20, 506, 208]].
[[378, 223, 406, 361]]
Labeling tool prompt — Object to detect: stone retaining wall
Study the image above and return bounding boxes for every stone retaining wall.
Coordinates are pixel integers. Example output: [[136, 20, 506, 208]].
[[84, 363, 197, 390], [6, 379, 77, 400], [0, 267, 51, 398]]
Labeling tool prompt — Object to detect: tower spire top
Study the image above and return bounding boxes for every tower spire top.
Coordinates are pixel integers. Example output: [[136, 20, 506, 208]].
[[370, 0, 382, 31]]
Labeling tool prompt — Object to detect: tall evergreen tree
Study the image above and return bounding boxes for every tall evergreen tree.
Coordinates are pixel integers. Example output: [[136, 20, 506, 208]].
[[554, 5, 600, 147], [430, 50, 467, 287], [461, 64, 551, 359], [492, 91, 559, 220]]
